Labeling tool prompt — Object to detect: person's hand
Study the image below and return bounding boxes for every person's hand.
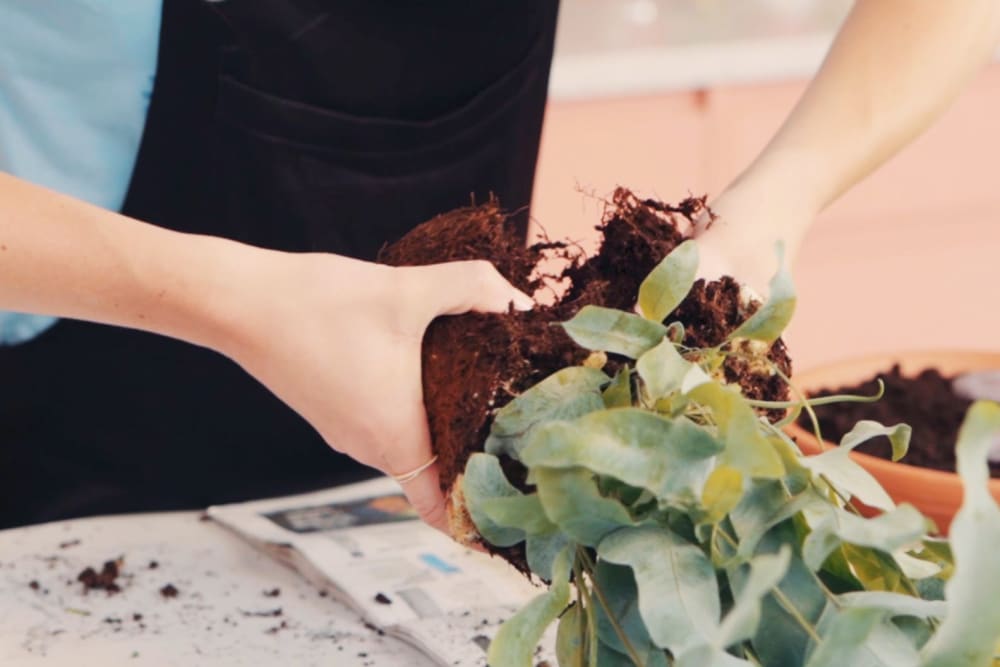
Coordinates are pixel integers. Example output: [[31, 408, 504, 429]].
[[690, 179, 813, 297], [217, 252, 533, 534]]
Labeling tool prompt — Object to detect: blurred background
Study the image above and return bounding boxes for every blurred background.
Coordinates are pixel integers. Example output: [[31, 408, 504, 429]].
[[531, 0, 1000, 370]]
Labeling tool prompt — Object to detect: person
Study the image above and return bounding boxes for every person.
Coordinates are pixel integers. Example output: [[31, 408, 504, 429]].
[[1, 1, 998, 531], [0, 173, 532, 534]]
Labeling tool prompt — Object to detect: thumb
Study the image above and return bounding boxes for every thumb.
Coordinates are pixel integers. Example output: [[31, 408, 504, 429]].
[[418, 260, 535, 317]]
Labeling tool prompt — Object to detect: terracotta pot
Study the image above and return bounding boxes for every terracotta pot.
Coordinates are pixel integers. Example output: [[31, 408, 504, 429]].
[[786, 349, 1000, 535]]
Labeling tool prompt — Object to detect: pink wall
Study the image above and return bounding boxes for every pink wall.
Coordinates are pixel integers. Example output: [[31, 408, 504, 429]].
[[531, 65, 1000, 371]]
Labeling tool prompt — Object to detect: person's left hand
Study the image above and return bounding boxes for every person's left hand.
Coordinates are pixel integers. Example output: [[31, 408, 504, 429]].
[[211, 251, 533, 534]]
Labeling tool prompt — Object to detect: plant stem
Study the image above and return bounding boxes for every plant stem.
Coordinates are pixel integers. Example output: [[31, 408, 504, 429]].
[[743, 382, 884, 410], [770, 587, 823, 644], [574, 556, 595, 667], [577, 547, 647, 667]]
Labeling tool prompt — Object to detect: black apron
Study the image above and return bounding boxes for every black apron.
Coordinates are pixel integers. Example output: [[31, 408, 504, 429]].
[[0, 0, 559, 528]]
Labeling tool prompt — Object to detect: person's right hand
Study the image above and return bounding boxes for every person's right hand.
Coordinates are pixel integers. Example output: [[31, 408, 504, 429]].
[[217, 251, 534, 534], [689, 178, 812, 297]]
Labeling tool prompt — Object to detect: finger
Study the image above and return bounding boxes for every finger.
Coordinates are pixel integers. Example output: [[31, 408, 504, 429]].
[[378, 368, 450, 534], [693, 240, 730, 284], [397, 463, 449, 535], [421, 260, 534, 317]]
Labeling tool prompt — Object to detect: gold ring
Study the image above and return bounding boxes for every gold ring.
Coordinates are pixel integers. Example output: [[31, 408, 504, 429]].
[[392, 455, 439, 485]]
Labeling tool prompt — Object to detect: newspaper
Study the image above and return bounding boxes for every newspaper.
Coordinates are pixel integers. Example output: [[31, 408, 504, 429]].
[[208, 477, 556, 666]]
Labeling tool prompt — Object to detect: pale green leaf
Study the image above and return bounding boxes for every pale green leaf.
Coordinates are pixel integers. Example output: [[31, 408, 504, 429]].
[[838, 591, 946, 620], [840, 421, 912, 463], [602, 368, 633, 409], [799, 444, 895, 512], [701, 465, 745, 526], [638, 239, 699, 322], [891, 550, 942, 580], [595, 641, 669, 667], [594, 642, 635, 667], [520, 408, 722, 504], [717, 546, 792, 647], [637, 338, 691, 400], [462, 453, 525, 547], [479, 493, 556, 536], [599, 525, 720, 653], [487, 545, 572, 667], [534, 467, 635, 546], [739, 523, 830, 667], [689, 382, 785, 479], [920, 401, 1000, 667], [674, 645, 753, 667], [727, 242, 796, 344], [842, 544, 915, 595], [561, 306, 668, 359], [526, 531, 572, 583], [802, 503, 928, 571], [681, 363, 713, 393], [805, 607, 920, 667], [666, 320, 687, 344], [485, 366, 609, 459], [591, 561, 658, 658], [556, 603, 585, 667]]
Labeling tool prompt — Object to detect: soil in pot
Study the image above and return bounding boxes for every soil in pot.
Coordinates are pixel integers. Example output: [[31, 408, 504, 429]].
[[800, 363, 1000, 477]]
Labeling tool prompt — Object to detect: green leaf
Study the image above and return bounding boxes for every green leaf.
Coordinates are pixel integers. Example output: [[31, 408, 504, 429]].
[[804, 607, 920, 667], [688, 382, 785, 479], [799, 439, 896, 513], [740, 522, 831, 667], [676, 548, 792, 667], [599, 525, 720, 653], [802, 503, 928, 571], [561, 306, 668, 359], [842, 544, 915, 595], [636, 338, 691, 400], [556, 603, 586, 667], [728, 480, 792, 557], [487, 545, 573, 667], [717, 546, 793, 647], [674, 645, 753, 667], [701, 465, 745, 526], [595, 640, 669, 667], [727, 241, 796, 344], [534, 467, 635, 546], [838, 591, 946, 620], [666, 320, 687, 344], [521, 408, 723, 505], [602, 368, 633, 409], [920, 401, 1000, 667], [485, 366, 609, 459], [462, 453, 525, 547], [840, 421, 912, 463], [591, 560, 659, 658], [638, 239, 699, 322], [479, 493, 557, 536], [527, 531, 572, 583]]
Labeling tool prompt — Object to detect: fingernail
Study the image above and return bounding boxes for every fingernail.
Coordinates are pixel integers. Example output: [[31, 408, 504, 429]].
[[512, 291, 535, 312]]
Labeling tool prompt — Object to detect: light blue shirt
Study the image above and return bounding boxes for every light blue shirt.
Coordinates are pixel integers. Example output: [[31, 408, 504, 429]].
[[0, 0, 162, 344]]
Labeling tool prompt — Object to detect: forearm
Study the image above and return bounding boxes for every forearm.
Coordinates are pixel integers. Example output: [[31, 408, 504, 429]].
[[734, 0, 1000, 224], [0, 171, 252, 351]]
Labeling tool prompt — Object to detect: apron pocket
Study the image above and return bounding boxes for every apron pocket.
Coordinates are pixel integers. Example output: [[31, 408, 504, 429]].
[[213, 28, 551, 259]]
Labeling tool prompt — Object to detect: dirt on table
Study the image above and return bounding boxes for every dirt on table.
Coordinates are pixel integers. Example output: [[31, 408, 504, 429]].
[[801, 364, 996, 476], [77, 558, 124, 595], [379, 188, 792, 566]]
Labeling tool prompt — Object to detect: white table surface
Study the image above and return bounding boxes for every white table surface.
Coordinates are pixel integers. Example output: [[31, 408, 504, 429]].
[[0, 511, 434, 666]]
